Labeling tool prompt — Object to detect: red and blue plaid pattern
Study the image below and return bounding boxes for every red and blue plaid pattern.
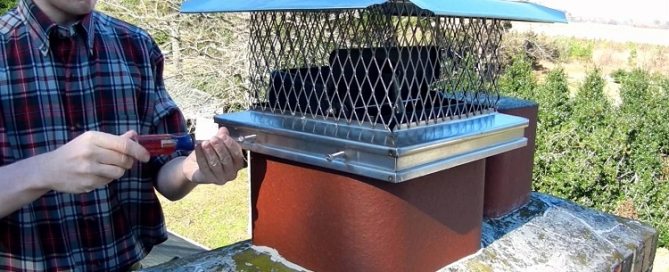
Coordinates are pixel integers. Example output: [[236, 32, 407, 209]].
[[0, 0, 188, 270]]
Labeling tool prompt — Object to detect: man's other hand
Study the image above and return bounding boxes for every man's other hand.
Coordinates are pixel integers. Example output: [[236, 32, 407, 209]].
[[182, 127, 244, 185]]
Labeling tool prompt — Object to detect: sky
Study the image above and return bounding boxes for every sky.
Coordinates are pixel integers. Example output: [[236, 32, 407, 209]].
[[534, 0, 668, 22]]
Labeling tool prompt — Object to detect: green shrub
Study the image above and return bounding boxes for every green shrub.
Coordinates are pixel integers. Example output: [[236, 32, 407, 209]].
[[628, 46, 638, 67], [535, 68, 571, 128], [571, 69, 612, 130], [498, 54, 536, 100], [610, 68, 627, 84], [565, 39, 594, 61], [500, 58, 669, 247], [0, 0, 16, 14]]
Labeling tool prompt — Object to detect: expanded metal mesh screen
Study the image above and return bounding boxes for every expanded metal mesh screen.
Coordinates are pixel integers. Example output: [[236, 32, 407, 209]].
[[247, 2, 505, 131]]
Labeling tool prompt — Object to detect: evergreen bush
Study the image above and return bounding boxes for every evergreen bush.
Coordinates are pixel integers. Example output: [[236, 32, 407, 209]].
[[0, 0, 16, 14], [501, 56, 669, 247]]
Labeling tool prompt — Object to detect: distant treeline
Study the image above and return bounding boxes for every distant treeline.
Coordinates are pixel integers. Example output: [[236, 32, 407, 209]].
[[567, 16, 669, 29]]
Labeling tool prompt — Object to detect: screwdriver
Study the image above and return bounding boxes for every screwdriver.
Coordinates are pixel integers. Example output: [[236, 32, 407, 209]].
[[137, 134, 253, 167], [137, 134, 196, 156]]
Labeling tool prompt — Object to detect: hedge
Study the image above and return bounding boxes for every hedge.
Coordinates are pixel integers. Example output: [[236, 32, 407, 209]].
[[501, 55, 669, 247]]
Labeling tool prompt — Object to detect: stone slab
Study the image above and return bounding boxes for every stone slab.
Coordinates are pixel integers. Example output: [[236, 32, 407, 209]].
[[141, 241, 305, 272], [141, 232, 208, 268], [445, 193, 658, 272], [143, 193, 657, 272]]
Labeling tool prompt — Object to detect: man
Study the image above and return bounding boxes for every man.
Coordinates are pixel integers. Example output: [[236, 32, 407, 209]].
[[0, 0, 245, 270]]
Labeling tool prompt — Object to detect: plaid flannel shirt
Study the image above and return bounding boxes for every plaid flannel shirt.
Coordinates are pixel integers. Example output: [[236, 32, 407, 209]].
[[0, 0, 188, 270]]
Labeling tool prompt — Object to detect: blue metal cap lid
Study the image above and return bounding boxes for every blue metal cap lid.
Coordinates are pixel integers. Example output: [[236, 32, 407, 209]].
[[180, 0, 567, 23]]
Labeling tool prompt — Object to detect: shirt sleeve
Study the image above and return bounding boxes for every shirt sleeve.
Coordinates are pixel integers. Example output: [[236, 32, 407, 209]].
[[146, 39, 190, 168], [0, 113, 11, 166]]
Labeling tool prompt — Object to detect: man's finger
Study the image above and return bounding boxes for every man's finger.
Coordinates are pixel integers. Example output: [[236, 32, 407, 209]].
[[120, 130, 139, 140], [210, 137, 237, 182], [222, 136, 244, 170], [216, 127, 230, 138], [92, 163, 127, 181], [202, 140, 227, 182], [94, 147, 134, 170], [194, 143, 216, 183], [93, 131, 150, 163]]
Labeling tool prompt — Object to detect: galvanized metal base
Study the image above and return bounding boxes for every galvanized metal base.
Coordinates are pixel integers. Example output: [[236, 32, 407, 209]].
[[216, 111, 527, 182]]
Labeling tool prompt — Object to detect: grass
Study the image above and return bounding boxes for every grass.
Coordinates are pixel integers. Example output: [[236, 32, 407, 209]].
[[159, 170, 251, 249]]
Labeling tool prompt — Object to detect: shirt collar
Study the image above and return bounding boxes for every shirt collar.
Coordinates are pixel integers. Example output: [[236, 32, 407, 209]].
[[18, 0, 95, 57]]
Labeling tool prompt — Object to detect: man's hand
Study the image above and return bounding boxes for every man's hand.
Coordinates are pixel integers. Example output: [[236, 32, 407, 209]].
[[182, 127, 244, 185], [40, 130, 150, 193]]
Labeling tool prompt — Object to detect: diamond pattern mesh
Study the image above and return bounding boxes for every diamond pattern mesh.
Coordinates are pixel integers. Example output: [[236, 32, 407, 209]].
[[248, 2, 504, 131]]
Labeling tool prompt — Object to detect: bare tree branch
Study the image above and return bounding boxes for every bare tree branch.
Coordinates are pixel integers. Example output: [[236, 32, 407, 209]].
[[98, 0, 251, 119]]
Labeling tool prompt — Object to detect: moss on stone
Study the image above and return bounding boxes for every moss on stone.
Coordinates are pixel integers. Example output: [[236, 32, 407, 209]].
[[575, 252, 588, 266], [465, 261, 494, 272], [232, 249, 299, 272]]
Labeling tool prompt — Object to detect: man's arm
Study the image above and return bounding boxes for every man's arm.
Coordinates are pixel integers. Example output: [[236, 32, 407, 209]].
[[0, 131, 150, 218], [154, 156, 196, 201], [155, 127, 244, 201], [0, 155, 51, 218]]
